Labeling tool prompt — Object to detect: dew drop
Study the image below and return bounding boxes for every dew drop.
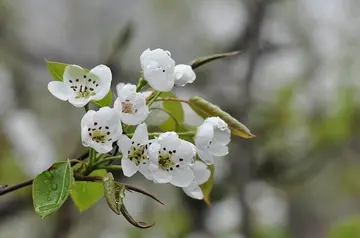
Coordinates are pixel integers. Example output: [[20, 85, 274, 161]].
[[51, 184, 58, 190]]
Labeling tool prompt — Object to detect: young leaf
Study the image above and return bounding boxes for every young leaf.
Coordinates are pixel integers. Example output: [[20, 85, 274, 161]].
[[189, 96, 255, 138], [32, 161, 73, 218], [200, 164, 214, 206], [70, 169, 106, 212], [46, 60, 68, 81], [102, 172, 126, 215], [159, 92, 184, 132], [190, 51, 240, 69], [92, 90, 113, 107]]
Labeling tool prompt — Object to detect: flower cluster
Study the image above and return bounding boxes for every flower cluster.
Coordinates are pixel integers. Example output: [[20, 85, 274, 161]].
[[47, 48, 232, 200]]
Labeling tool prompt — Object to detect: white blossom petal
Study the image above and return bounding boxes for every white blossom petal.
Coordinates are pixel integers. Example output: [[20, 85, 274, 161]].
[[197, 148, 214, 165], [81, 107, 121, 153], [122, 157, 138, 177], [150, 163, 172, 183], [114, 84, 149, 125], [139, 161, 152, 180], [174, 64, 196, 87], [47, 81, 72, 101], [68, 97, 89, 107], [170, 165, 193, 187], [132, 123, 148, 145], [195, 123, 214, 148], [183, 183, 203, 200], [208, 143, 229, 156], [190, 161, 211, 185], [140, 48, 175, 92], [117, 135, 132, 155]]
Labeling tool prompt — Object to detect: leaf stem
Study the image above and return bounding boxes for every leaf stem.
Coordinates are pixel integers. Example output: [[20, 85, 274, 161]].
[[154, 98, 189, 104], [147, 91, 162, 107], [84, 104, 89, 112], [136, 77, 147, 92], [93, 155, 123, 168]]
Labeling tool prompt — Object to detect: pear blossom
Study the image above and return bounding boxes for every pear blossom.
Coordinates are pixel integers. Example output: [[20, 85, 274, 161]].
[[195, 117, 231, 164], [140, 48, 175, 92], [117, 123, 158, 179], [174, 64, 196, 87], [48, 64, 112, 107], [149, 132, 196, 187], [81, 107, 122, 153], [114, 83, 149, 125], [182, 161, 211, 200]]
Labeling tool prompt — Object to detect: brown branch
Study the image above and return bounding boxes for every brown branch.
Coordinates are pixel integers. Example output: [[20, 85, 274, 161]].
[[0, 151, 89, 197]]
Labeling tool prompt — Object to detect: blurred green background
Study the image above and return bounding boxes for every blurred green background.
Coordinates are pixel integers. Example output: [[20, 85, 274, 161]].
[[1, 0, 360, 237]]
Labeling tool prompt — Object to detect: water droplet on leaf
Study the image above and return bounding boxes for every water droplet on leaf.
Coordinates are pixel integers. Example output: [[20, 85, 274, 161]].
[[51, 184, 58, 190]]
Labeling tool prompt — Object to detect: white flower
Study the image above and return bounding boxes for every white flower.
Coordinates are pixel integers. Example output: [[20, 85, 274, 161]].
[[174, 64, 196, 87], [149, 132, 196, 187], [81, 107, 122, 153], [117, 123, 158, 179], [140, 48, 175, 92], [114, 83, 149, 125], [182, 161, 211, 200], [195, 117, 231, 164], [48, 64, 112, 107]]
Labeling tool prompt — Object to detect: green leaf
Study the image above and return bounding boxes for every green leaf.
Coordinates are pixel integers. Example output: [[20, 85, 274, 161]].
[[70, 169, 106, 212], [159, 92, 184, 132], [32, 161, 73, 218], [329, 216, 360, 238], [189, 96, 255, 139], [92, 90, 113, 107], [200, 163, 214, 205], [102, 172, 126, 215], [46, 60, 68, 81], [190, 51, 240, 69]]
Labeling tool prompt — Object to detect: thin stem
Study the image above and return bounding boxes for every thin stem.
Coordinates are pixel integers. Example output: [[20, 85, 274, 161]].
[[147, 91, 162, 107], [136, 77, 147, 92], [84, 104, 89, 112], [0, 178, 33, 196], [103, 165, 122, 170], [93, 155, 122, 168], [154, 98, 189, 104], [127, 131, 196, 138]]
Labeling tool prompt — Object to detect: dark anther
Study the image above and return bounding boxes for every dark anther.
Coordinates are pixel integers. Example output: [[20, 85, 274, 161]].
[[96, 84, 99, 87], [105, 126, 109, 129], [99, 126, 102, 129], [69, 80, 73, 83], [179, 158, 183, 161], [162, 70, 165, 72], [108, 138, 112, 141], [128, 151, 131, 154], [137, 143, 140, 146], [76, 79, 79, 82], [84, 86, 88, 90], [93, 81, 96, 84], [149, 142, 152, 145], [169, 151, 172, 154], [132, 141, 134, 144], [107, 132, 110, 135], [145, 145, 148, 149], [163, 148, 166, 151], [172, 150, 176, 153], [125, 99, 129, 102], [135, 109, 138, 113], [88, 79, 91, 82], [84, 75, 87, 78], [88, 128, 91, 131], [90, 88, 94, 91], [89, 133, 92, 136], [94, 122, 98, 126], [176, 164, 180, 168], [170, 167, 173, 171]]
